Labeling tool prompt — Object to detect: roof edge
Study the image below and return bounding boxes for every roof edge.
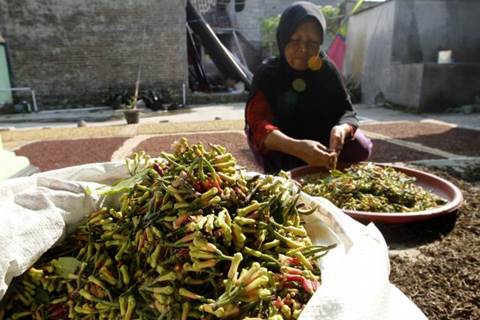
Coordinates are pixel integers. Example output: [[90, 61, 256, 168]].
[[352, 0, 392, 16]]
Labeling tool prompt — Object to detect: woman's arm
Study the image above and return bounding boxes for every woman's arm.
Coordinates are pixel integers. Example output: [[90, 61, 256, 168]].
[[246, 91, 336, 168], [264, 130, 337, 168], [322, 58, 359, 155], [245, 91, 279, 152]]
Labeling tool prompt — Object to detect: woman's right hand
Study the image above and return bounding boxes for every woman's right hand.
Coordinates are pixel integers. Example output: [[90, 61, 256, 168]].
[[293, 139, 337, 169], [263, 130, 337, 169]]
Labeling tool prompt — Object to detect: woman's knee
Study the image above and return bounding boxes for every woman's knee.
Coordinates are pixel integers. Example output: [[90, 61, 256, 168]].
[[357, 138, 373, 161], [340, 130, 373, 162]]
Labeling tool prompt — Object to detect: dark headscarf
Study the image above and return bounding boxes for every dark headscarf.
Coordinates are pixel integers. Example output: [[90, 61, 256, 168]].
[[247, 1, 357, 146], [276, 1, 327, 58]]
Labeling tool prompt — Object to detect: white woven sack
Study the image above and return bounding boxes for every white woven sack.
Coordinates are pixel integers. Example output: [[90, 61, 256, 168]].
[[0, 162, 426, 320]]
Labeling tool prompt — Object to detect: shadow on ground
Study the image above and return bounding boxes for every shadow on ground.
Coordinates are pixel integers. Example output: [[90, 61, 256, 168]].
[[376, 213, 458, 249]]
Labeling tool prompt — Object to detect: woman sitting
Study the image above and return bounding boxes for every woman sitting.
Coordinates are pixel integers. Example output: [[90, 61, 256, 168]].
[[245, 1, 373, 173]]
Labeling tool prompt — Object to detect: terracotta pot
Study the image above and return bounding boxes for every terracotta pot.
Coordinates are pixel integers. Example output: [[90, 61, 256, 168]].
[[123, 109, 140, 124]]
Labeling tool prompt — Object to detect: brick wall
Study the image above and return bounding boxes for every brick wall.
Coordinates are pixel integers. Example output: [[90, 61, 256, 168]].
[[0, 0, 187, 106]]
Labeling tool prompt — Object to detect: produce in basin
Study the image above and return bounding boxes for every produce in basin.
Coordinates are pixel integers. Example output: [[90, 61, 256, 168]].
[[300, 163, 447, 213]]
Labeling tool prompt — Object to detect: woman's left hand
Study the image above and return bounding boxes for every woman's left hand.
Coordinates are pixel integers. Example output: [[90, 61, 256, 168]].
[[329, 124, 351, 155]]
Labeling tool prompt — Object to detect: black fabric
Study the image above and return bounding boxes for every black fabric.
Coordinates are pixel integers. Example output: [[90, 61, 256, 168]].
[[251, 55, 358, 144], [245, 1, 359, 173]]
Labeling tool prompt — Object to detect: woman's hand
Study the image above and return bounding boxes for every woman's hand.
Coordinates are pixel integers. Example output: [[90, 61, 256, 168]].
[[263, 130, 337, 169], [293, 139, 337, 169], [329, 124, 352, 155]]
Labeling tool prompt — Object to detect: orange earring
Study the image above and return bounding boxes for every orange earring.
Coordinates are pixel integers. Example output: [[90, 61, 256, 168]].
[[307, 56, 323, 71]]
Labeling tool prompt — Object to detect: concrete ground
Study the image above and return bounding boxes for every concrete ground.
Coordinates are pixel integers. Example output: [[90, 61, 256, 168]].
[[1, 103, 480, 130], [1, 103, 479, 175]]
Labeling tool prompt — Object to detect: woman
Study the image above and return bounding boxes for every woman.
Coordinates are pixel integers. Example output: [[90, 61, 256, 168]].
[[245, 1, 372, 173]]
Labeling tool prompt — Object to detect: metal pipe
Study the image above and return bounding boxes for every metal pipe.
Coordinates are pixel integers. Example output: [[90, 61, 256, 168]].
[[31, 89, 38, 112], [0, 87, 38, 112], [0, 87, 30, 91], [182, 82, 186, 106]]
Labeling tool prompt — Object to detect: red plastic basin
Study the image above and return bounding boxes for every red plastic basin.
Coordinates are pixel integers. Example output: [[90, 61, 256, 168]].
[[289, 163, 464, 224]]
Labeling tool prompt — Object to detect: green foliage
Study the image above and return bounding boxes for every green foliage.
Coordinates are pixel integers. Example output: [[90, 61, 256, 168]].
[[125, 95, 137, 110], [260, 14, 280, 56], [322, 5, 341, 20], [321, 5, 342, 35]]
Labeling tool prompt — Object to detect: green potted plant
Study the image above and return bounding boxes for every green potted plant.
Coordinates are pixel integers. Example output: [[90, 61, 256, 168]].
[[123, 89, 140, 124], [123, 25, 146, 125]]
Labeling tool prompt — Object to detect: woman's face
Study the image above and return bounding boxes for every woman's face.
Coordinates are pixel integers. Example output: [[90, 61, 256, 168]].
[[284, 19, 322, 71]]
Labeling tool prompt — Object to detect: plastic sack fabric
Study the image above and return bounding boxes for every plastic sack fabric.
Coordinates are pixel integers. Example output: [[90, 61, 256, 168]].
[[0, 162, 427, 319]]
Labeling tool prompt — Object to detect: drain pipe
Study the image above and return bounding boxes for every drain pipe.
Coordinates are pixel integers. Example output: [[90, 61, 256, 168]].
[[0, 87, 38, 112], [31, 89, 38, 112], [182, 82, 187, 106]]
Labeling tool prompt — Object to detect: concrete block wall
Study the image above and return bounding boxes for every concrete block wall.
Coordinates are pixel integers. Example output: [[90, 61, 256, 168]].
[[0, 0, 187, 106], [384, 63, 480, 112], [420, 63, 480, 112], [344, 0, 480, 111], [235, 0, 265, 51], [393, 0, 480, 64], [384, 63, 424, 108]]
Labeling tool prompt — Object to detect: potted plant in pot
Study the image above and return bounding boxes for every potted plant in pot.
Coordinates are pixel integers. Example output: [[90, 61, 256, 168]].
[[123, 91, 140, 124], [122, 25, 146, 125]]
